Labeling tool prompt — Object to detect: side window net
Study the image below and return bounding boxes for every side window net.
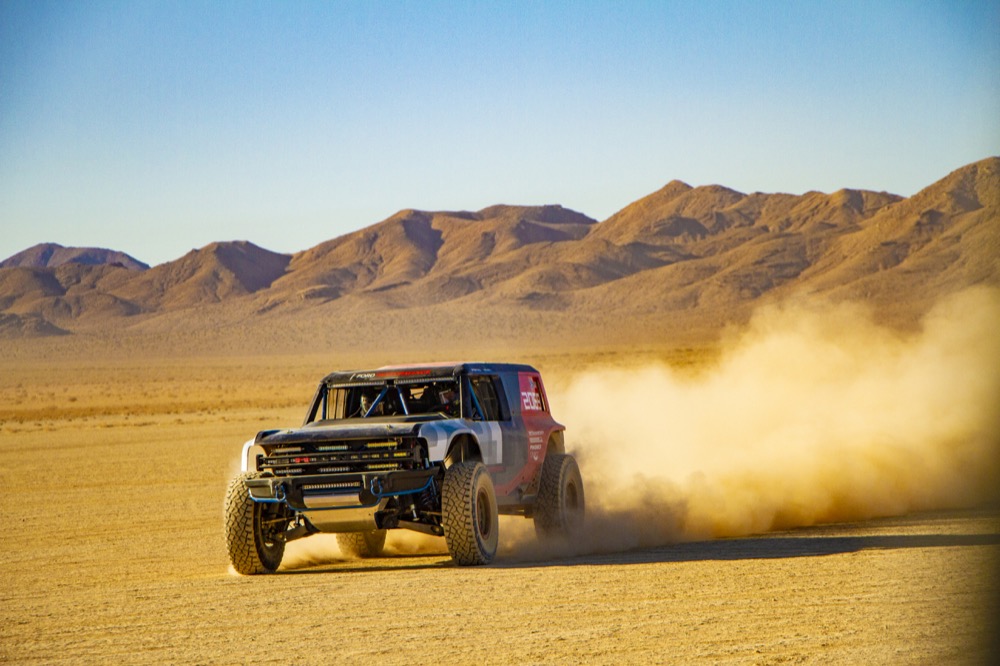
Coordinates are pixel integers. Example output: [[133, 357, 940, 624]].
[[468, 375, 508, 421]]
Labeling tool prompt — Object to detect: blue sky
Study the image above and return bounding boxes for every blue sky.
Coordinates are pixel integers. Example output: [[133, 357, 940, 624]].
[[1, 1, 998, 266]]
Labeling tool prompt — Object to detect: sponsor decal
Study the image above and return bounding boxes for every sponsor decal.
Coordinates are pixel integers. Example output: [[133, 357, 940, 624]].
[[518, 373, 546, 412], [522, 390, 543, 411], [528, 441, 544, 462]]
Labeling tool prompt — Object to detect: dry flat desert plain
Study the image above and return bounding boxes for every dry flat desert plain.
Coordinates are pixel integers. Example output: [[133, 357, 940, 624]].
[[0, 348, 998, 665]]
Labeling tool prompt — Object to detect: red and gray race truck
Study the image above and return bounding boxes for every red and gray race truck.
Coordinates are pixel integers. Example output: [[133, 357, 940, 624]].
[[224, 362, 584, 574]]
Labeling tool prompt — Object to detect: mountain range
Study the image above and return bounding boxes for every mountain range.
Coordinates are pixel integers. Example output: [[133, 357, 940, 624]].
[[0, 243, 149, 271], [2, 157, 997, 351]]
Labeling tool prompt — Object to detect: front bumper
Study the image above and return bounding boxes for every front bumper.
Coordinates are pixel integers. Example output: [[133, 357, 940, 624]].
[[245, 468, 436, 511]]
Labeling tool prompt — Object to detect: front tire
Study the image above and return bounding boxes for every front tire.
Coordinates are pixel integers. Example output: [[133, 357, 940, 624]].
[[534, 453, 585, 539], [442, 461, 499, 565], [224, 472, 289, 574], [336, 530, 387, 558]]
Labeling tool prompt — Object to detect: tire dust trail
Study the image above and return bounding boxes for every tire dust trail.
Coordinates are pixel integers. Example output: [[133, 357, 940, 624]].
[[514, 287, 1000, 559], [1, 294, 998, 663]]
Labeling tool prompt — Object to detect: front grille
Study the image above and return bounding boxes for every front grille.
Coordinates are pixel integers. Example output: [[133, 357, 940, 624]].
[[260, 437, 424, 477]]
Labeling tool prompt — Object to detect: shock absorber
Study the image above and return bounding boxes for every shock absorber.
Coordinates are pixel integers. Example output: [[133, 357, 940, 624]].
[[417, 477, 438, 512]]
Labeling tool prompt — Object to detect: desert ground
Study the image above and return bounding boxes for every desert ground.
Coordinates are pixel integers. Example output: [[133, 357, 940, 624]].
[[1, 349, 997, 665]]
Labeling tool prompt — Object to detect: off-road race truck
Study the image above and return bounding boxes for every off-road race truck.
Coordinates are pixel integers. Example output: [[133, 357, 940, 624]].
[[224, 362, 584, 574]]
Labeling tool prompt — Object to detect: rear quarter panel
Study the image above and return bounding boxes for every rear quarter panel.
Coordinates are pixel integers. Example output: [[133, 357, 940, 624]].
[[492, 370, 564, 497]]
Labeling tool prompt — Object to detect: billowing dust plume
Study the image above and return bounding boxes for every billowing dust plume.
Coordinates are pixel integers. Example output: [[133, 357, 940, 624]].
[[283, 287, 999, 567], [504, 286, 1000, 558]]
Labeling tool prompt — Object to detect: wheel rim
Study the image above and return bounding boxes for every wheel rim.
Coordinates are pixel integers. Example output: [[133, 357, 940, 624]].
[[565, 481, 579, 511], [564, 475, 583, 530], [476, 487, 493, 539], [256, 505, 286, 556]]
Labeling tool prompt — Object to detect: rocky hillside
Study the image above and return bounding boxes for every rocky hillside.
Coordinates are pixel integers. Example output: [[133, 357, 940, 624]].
[[1, 158, 997, 345], [0, 243, 149, 271]]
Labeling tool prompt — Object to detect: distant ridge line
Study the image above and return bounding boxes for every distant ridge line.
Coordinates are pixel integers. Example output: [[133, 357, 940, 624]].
[[0, 157, 996, 342]]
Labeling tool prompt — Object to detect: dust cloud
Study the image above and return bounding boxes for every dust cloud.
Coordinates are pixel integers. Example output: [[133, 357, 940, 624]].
[[282, 287, 999, 566], [528, 287, 1000, 556]]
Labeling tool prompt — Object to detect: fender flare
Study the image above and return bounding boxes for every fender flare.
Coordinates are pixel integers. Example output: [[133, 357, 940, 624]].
[[444, 433, 483, 468], [546, 429, 566, 456], [240, 438, 263, 473]]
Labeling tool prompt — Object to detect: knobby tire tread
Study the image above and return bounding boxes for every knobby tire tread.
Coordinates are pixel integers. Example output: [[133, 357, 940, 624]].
[[534, 453, 584, 538], [224, 472, 283, 575], [442, 461, 497, 566]]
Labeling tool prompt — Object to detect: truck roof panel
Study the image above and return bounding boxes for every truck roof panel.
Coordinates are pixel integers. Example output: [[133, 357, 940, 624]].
[[321, 362, 538, 385]]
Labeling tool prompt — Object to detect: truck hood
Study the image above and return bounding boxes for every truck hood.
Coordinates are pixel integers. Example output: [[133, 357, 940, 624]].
[[255, 415, 444, 446]]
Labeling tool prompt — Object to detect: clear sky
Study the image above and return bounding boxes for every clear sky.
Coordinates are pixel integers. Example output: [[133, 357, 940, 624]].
[[2, 1, 998, 267]]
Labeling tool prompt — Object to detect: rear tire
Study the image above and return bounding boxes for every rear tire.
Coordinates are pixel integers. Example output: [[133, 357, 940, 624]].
[[534, 453, 585, 539], [336, 530, 387, 558], [442, 461, 498, 565], [224, 472, 289, 575]]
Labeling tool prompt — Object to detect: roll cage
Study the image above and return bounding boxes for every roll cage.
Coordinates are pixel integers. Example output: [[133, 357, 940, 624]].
[[304, 372, 510, 425]]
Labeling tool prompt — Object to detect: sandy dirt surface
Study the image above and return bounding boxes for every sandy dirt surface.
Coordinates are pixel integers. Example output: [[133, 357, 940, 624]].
[[1, 354, 998, 664]]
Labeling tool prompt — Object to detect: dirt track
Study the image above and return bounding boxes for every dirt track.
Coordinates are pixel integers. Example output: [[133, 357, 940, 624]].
[[0, 414, 997, 664], [1, 355, 998, 664]]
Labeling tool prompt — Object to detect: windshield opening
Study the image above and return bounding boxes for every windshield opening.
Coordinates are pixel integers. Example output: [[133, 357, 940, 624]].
[[316, 380, 462, 421]]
